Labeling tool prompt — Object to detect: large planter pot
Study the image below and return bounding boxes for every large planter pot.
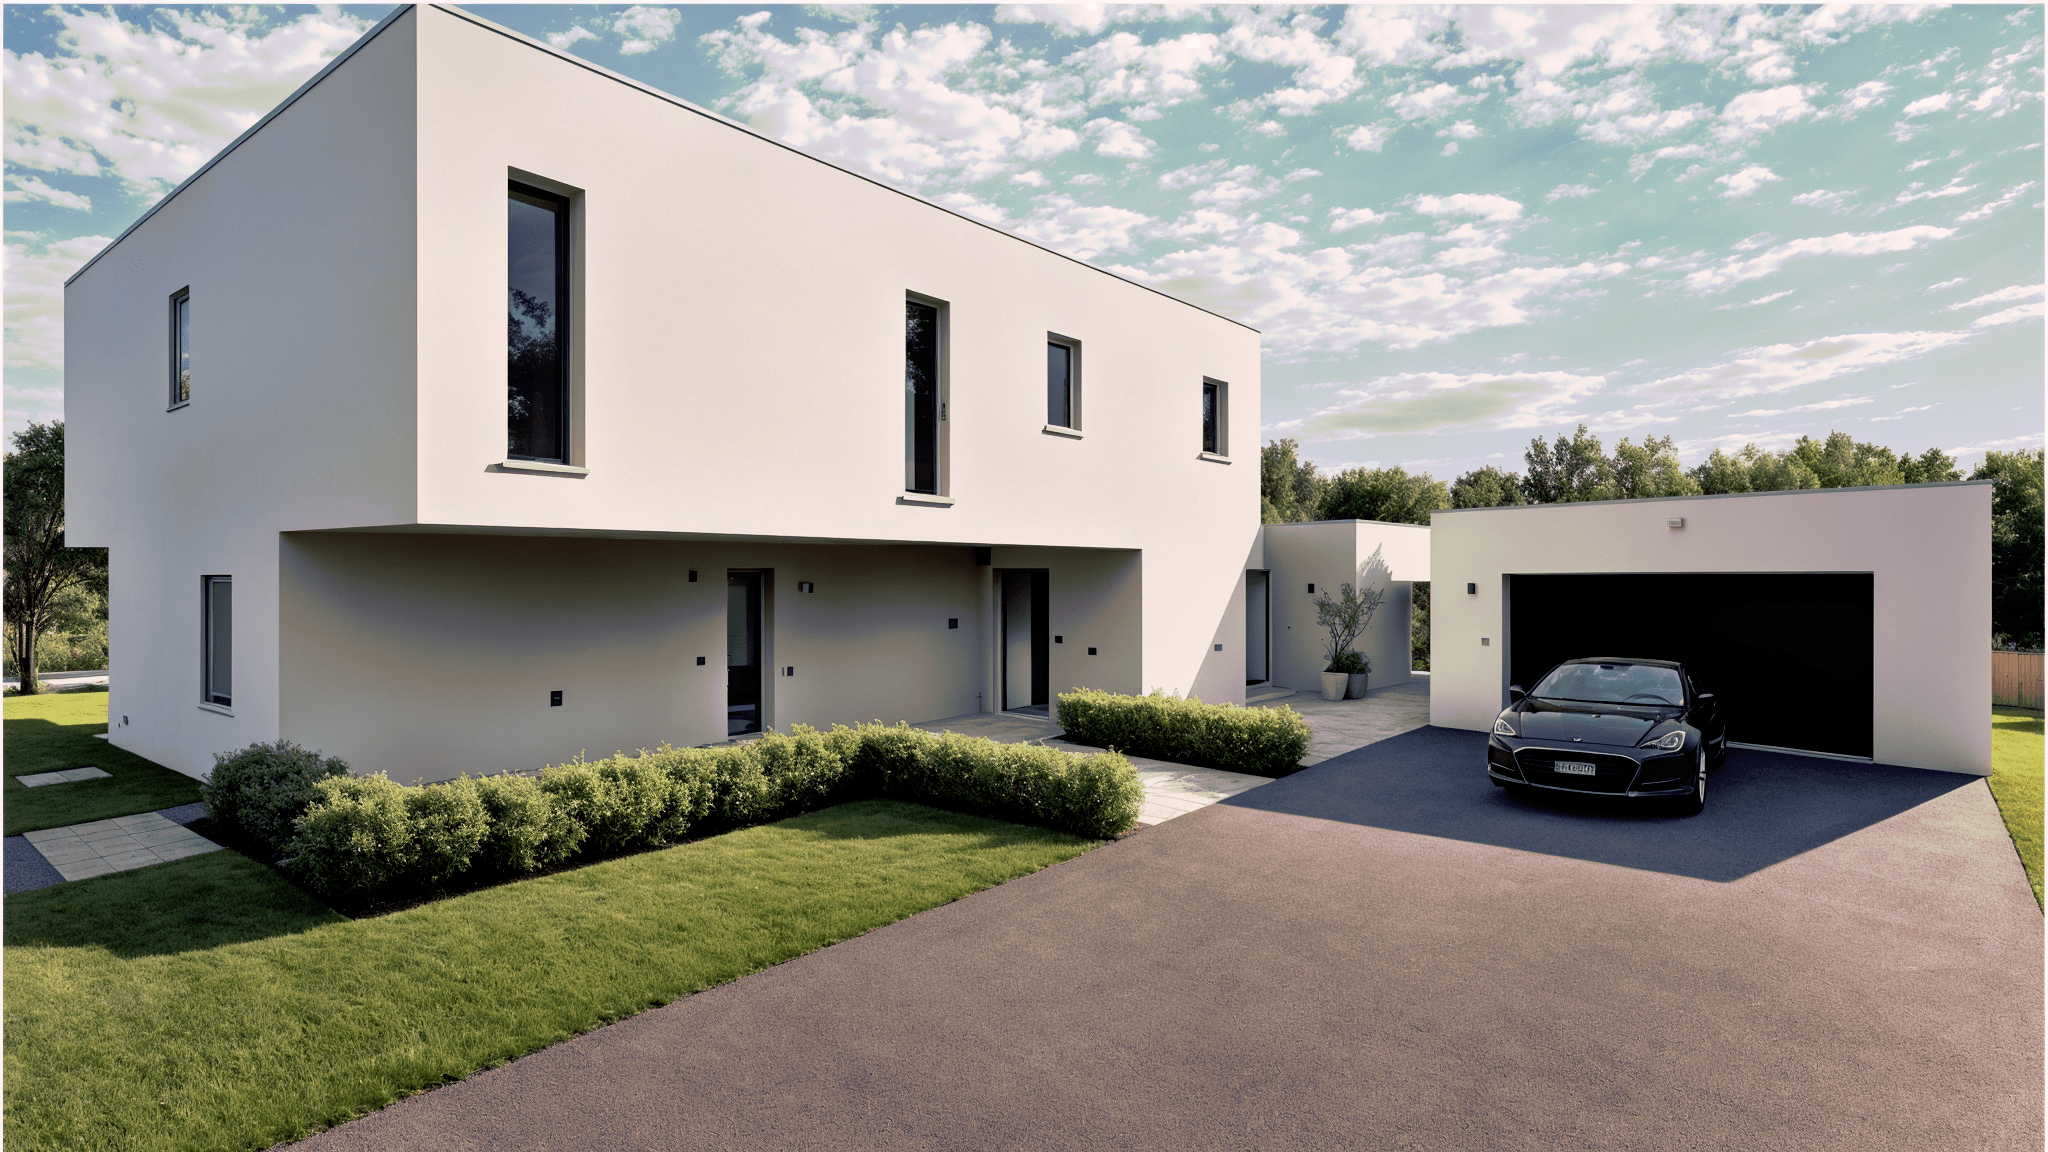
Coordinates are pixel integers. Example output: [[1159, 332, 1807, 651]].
[[1345, 673, 1370, 699], [1319, 671, 1347, 701]]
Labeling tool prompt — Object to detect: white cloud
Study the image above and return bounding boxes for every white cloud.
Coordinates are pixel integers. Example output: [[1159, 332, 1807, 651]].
[[1327, 207, 1387, 232], [1547, 183, 1596, 201], [1900, 91, 1953, 117], [4, 7, 376, 196], [1715, 165, 1783, 199], [1085, 117, 1154, 159], [613, 7, 682, 55], [1387, 83, 1473, 121], [1297, 370, 1608, 437], [1790, 188, 1853, 210], [1970, 303, 2045, 328], [1065, 30, 1223, 118], [1733, 395, 1876, 417], [1714, 84, 1816, 142], [994, 5, 1207, 36], [1340, 123, 1393, 152], [4, 176, 89, 211], [1893, 176, 1977, 205], [1711, 289, 1794, 311], [1945, 284, 2043, 311], [1683, 226, 1956, 293], [1223, 9, 1364, 116], [5, 234, 114, 373], [1440, 120, 1480, 140], [1825, 79, 1892, 117], [1924, 277, 1969, 292], [547, 25, 600, 50], [1412, 193, 1523, 223], [1957, 182, 2037, 222], [1011, 194, 1153, 259], [1625, 329, 1974, 404]]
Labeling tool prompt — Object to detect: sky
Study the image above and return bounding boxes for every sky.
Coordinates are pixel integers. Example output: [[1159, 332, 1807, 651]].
[[5, 4, 2043, 478]]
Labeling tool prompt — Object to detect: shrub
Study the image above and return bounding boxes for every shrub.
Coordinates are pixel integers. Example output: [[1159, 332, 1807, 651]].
[[289, 774, 414, 898], [404, 776, 489, 886], [201, 740, 351, 861], [1055, 688, 1311, 777], [472, 773, 576, 874]]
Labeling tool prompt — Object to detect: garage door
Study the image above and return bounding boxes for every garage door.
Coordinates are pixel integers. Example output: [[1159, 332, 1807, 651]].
[[1508, 573, 1874, 759]]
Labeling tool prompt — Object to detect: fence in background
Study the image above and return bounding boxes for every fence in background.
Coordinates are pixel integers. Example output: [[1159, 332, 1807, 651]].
[[1993, 650, 2044, 710]]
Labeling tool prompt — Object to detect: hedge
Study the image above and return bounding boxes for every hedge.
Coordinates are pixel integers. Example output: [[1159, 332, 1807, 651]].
[[213, 724, 1141, 902], [198, 740, 351, 862], [1055, 689, 1311, 777]]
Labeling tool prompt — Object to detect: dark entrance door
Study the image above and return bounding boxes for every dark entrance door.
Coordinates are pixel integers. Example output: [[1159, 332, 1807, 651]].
[[1245, 569, 1270, 685], [1507, 572, 1874, 758], [1000, 570, 1050, 712], [727, 571, 763, 736]]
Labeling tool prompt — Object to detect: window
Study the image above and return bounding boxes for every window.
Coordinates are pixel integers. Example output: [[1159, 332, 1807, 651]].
[[1046, 336, 1078, 429], [169, 288, 191, 407], [1202, 378, 1226, 456], [202, 576, 231, 708], [906, 295, 946, 494], [508, 181, 570, 463]]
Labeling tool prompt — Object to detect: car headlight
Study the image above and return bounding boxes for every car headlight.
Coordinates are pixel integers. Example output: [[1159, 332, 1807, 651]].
[[1492, 716, 1517, 737], [1639, 729, 1685, 751]]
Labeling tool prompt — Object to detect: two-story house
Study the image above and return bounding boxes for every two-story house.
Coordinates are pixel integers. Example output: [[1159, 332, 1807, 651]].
[[65, 4, 1263, 783]]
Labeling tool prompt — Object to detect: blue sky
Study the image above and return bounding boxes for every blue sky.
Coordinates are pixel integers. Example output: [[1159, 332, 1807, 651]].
[[6, 4, 2042, 476]]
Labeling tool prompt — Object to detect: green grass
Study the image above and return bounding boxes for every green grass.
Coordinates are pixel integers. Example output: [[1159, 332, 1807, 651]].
[[4, 692, 203, 836], [3, 798, 1096, 1151], [1989, 706, 2044, 908]]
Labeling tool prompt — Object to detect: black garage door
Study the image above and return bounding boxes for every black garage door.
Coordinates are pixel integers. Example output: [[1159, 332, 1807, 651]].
[[1508, 573, 1874, 759]]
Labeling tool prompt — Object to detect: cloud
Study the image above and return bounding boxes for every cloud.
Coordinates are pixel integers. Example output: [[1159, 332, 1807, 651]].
[[1547, 183, 1596, 201], [1327, 207, 1386, 232], [1790, 188, 1853, 210], [1222, 9, 1364, 116], [1711, 289, 1794, 311], [1824, 80, 1892, 117], [1715, 165, 1783, 199], [1064, 30, 1223, 117], [1732, 395, 1875, 417], [1293, 370, 1609, 437], [1970, 303, 2045, 328], [1411, 193, 1523, 223], [4, 176, 89, 211], [4, 7, 376, 196], [1340, 123, 1393, 152], [1944, 284, 2041, 311], [1387, 83, 1474, 121], [1085, 117, 1154, 159], [1625, 329, 1974, 405], [5, 233, 114, 372], [1683, 226, 1955, 293], [613, 7, 683, 55], [994, 5, 1206, 37], [547, 25, 600, 50], [1893, 177, 1977, 205], [1957, 182, 2036, 222], [1900, 91, 1953, 117], [1714, 84, 1815, 142], [1011, 194, 1153, 259]]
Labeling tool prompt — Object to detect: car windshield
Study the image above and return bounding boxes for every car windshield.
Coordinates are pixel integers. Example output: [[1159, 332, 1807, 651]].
[[1532, 662, 1685, 706]]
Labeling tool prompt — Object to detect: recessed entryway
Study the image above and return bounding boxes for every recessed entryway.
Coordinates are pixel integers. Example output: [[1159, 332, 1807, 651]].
[[999, 569, 1049, 713], [727, 571, 764, 736]]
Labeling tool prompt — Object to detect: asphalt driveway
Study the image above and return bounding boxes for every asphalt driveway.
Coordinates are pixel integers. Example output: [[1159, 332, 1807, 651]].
[[294, 727, 2042, 1151]]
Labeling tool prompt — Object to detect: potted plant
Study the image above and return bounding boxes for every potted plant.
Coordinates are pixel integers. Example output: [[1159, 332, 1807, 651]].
[[1315, 576, 1386, 701]]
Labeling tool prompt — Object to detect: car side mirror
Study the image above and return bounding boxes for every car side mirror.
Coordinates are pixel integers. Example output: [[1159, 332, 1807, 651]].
[[1507, 685, 1526, 703], [1697, 692, 1715, 701]]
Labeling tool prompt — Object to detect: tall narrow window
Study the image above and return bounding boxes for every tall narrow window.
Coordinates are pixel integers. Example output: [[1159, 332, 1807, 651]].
[[508, 181, 570, 463], [170, 288, 191, 407], [1202, 380, 1221, 454], [906, 298, 941, 493], [1047, 339, 1074, 429], [202, 575, 232, 707]]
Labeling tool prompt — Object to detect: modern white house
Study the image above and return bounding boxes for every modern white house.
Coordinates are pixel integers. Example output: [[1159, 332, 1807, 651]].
[[1429, 482, 1995, 775], [63, 4, 1262, 784]]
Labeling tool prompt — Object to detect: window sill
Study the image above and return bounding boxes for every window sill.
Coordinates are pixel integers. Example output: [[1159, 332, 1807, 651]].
[[167, 401, 190, 413], [1198, 451, 1232, 464], [1042, 424, 1083, 439], [897, 493, 955, 507], [197, 702, 233, 717], [496, 459, 589, 477]]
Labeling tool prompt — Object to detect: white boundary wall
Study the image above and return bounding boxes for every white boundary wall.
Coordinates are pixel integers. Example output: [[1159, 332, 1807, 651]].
[[1259, 521, 1429, 693], [1429, 483, 1994, 776]]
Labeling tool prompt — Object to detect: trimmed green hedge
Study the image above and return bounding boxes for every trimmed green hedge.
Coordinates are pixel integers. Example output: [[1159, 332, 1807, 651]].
[[198, 740, 350, 862], [264, 724, 1140, 901], [1056, 689, 1311, 777]]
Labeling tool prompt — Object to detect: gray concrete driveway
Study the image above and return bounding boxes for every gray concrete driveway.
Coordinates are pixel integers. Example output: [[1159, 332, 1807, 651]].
[[294, 727, 2040, 1151]]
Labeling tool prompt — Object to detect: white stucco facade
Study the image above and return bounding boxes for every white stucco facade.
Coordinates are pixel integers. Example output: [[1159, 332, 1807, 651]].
[[1256, 521, 1429, 693], [65, 6, 1261, 782], [1429, 483, 1994, 776]]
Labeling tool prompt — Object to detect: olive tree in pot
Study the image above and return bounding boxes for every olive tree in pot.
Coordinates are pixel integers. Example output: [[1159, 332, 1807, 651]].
[[1315, 550, 1388, 700]]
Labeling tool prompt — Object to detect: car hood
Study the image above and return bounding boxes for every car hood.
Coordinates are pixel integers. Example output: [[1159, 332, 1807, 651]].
[[1514, 703, 1674, 748]]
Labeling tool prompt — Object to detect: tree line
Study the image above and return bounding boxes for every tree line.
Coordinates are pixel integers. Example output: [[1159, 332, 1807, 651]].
[[1263, 426, 2045, 650]]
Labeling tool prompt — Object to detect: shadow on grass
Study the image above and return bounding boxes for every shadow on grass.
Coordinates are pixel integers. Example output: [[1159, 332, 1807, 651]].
[[4, 850, 344, 959], [1225, 725, 1979, 883]]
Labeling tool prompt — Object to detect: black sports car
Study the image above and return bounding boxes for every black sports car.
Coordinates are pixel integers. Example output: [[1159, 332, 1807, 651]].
[[1486, 657, 1728, 815]]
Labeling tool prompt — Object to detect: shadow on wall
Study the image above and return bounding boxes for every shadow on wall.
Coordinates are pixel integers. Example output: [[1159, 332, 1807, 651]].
[[1222, 726, 1976, 883]]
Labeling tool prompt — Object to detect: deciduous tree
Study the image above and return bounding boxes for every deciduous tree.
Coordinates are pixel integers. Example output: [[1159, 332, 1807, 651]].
[[4, 422, 107, 693]]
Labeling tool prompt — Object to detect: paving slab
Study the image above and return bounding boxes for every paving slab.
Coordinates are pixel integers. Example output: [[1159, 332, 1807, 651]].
[[10, 811, 223, 889], [13, 766, 112, 788], [292, 726, 2041, 1152]]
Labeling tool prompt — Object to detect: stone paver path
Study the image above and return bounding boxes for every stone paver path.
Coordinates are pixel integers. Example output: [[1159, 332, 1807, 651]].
[[21, 811, 221, 882], [1252, 675, 1433, 765], [14, 766, 112, 788]]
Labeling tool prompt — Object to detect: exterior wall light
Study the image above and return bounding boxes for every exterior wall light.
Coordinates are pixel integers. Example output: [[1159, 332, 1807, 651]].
[[1668, 517, 1685, 529], [1466, 582, 1476, 595]]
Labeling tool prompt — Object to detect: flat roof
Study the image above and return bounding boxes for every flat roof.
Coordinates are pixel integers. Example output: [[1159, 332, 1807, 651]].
[[1429, 479, 1992, 515], [68, 3, 1262, 336]]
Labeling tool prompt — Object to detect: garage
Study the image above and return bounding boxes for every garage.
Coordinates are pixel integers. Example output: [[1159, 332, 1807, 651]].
[[1430, 482, 1993, 776], [1507, 572, 1873, 758]]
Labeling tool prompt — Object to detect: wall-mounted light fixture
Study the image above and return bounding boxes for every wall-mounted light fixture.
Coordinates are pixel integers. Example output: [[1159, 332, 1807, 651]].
[[1088, 647, 1098, 655], [1054, 635, 1063, 644], [1667, 517, 1685, 529], [949, 618, 959, 629], [799, 581, 815, 593], [1307, 583, 1316, 593], [785, 666, 795, 677], [688, 570, 697, 582], [1480, 638, 1490, 647], [696, 657, 706, 666], [1467, 582, 1477, 595], [1214, 643, 1224, 651], [550, 690, 563, 706]]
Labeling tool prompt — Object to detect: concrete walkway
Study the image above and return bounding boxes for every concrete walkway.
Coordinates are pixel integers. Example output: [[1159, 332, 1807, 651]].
[[5, 802, 214, 892], [1251, 674, 1433, 765]]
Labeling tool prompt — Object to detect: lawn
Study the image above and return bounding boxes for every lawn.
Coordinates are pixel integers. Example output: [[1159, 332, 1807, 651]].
[[1989, 706, 2044, 908], [3, 692, 203, 836], [3, 798, 1098, 1151]]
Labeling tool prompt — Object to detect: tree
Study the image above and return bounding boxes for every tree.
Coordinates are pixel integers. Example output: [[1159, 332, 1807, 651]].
[[1788, 431, 1905, 488], [4, 422, 108, 693], [1899, 446, 1963, 485], [1609, 434, 1701, 500], [1974, 448, 2044, 649], [1521, 424, 1614, 503], [1314, 545, 1388, 672], [1410, 580, 1431, 671], [1320, 465, 1448, 525], [1449, 465, 1526, 508], [1259, 438, 1328, 524]]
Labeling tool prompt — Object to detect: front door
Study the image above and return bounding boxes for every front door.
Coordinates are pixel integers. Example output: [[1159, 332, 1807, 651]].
[[727, 571, 763, 736], [1000, 569, 1049, 712], [1245, 570, 1270, 685]]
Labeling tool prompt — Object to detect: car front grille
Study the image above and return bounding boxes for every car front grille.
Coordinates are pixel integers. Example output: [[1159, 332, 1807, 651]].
[[1514, 748, 1638, 794]]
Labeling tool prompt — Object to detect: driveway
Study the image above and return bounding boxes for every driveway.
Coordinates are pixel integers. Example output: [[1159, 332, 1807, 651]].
[[294, 728, 2041, 1151]]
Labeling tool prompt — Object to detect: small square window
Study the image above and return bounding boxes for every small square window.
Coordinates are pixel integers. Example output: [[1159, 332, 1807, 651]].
[[202, 575, 231, 707], [169, 288, 191, 408]]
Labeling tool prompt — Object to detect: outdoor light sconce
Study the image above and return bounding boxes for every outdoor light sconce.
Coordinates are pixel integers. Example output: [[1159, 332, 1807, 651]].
[[1668, 517, 1686, 529], [949, 618, 959, 629], [1088, 647, 1098, 655], [1307, 583, 1316, 593], [784, 666, 795, 677], [550, 690, 563, 706], [1467, 582, 1477, 595], [1215, 643, 1224, 651], [1054, 635, 1063, 643], [688, 570, 697, 582], [799, 582, 815, 593], [696, 657, 706, 665]]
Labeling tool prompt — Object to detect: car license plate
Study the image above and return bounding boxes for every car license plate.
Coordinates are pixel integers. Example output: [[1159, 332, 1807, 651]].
[[1554, 761, 1597, 776]]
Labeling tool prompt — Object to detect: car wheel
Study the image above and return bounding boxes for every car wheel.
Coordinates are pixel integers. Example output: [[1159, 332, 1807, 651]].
[[1674, 747, 1707, 816]]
